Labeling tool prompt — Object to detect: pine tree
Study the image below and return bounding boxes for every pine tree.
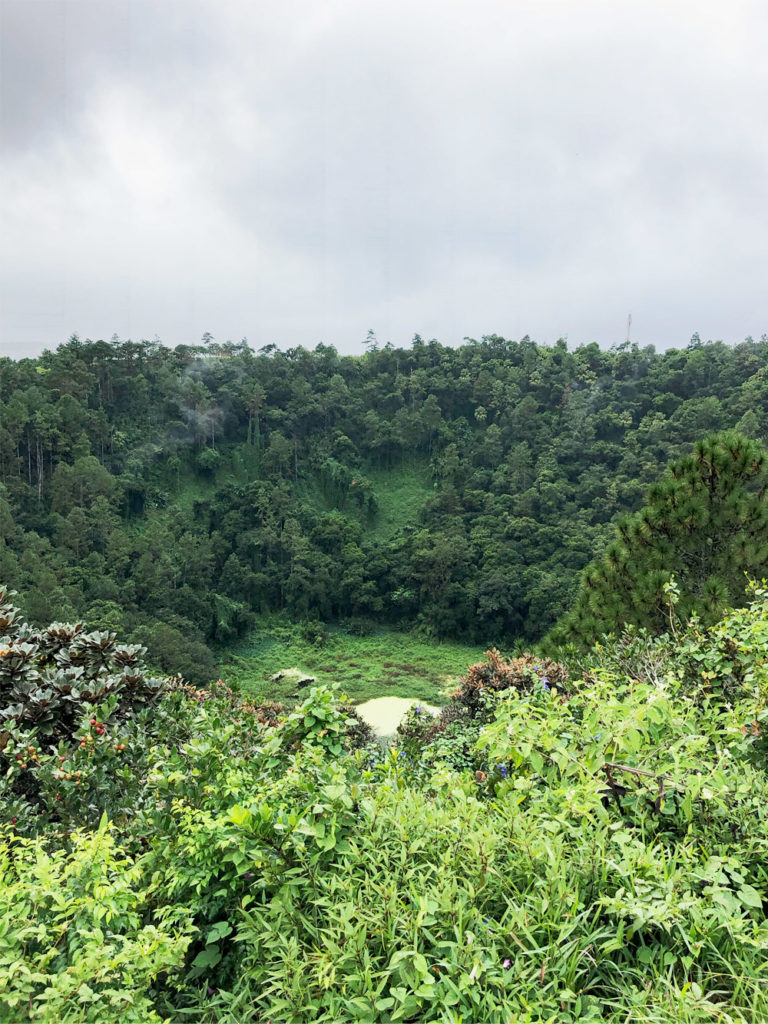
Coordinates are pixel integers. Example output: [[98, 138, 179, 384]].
[[554, 432, 768, 646]]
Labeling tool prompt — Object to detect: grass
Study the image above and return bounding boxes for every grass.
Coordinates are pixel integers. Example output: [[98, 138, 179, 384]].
[[166, 447, 432, 540], [171, 470, 220, 511], [170, 446, 260, 511], [217, 619, 485, 705], [367, 459, 432, 540], [291, 457, 433, 541]]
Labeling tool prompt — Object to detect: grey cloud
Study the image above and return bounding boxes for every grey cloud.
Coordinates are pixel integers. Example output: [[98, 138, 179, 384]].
[[2, 0, 768, 356], [0, 0, 215, 152]]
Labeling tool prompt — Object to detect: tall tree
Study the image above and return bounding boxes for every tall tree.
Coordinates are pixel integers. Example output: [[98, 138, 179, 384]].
[[554, 432, 768, 645]]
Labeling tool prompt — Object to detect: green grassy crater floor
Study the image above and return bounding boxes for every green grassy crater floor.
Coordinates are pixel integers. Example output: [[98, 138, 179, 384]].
[[217, 623, 485, 705]]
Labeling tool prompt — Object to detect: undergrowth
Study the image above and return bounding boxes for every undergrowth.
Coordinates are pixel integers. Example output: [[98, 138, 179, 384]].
[[4, 585, 768, 1021]]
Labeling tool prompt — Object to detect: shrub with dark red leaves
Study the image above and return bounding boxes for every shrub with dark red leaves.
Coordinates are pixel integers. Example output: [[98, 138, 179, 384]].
[[450, 649, 569, 718]]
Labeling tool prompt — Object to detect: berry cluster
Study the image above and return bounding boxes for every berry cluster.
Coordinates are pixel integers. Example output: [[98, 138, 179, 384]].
[[12, 744, 38, 770]]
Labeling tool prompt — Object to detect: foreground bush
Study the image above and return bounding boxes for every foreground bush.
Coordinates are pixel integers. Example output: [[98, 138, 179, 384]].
[[585, 580, 768, 706], [0, 819, 192, 1023], [0, 585, 167, 739], [4, 587, 768, 1020], [451, 648, 569, 715], [396, 649, 569, 774]]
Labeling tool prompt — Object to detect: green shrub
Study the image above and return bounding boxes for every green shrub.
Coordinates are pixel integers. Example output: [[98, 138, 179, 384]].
[[0, 817, 192, 1023], [451, 648, 569, 718], [0, 585, 167, 741], [300, 619, 330, 646], [7, 587, 768, 1021], [586, 581, 768, 707]]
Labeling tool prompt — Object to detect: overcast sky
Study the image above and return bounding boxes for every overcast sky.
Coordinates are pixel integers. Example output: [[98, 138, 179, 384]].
[[1, 0, 767, 358]]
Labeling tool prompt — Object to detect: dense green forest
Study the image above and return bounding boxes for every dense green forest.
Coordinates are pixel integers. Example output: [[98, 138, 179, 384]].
[[2, 332, 767, 678], [6, 333, 768, 1021]]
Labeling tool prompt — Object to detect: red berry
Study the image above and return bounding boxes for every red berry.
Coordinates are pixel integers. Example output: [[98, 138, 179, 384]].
[[11, 817, 17, 824], [90, 719, 96, 726]]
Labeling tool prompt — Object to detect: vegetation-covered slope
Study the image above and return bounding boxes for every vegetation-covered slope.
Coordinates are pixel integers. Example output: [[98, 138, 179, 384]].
[[3, 332, 768, 677], [4, 584, 768, 1021]]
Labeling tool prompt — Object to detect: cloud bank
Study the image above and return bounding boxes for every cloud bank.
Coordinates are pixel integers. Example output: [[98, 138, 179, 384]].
[[2, 0, 768, 356]]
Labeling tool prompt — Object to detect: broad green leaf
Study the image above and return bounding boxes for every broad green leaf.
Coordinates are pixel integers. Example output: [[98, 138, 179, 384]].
[[739, 884, 763, 909]]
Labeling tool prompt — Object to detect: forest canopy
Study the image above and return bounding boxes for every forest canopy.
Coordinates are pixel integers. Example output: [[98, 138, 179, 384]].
[[5, 334, 768, 1019], [1, 332, 767, 676]]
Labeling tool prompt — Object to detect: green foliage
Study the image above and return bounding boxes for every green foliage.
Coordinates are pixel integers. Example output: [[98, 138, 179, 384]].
[[0, 819, 192, 1023], [558, 433, 768, 646], [167, 662, 768, 1022], [6, 593, 768, 1019], [5, 333, 768, 659], [675, 584, 768, 704], [134, 620, 216, 686], [394, 649, 569, 776], [396, 701, 482, 774], [450, 648, 569, 718], [572, 580, 768, 715], [0, 583, 167, 740], [365, 460, 432, 541], [8, 325, 768, 1023], [219, 618, 482, 704]]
